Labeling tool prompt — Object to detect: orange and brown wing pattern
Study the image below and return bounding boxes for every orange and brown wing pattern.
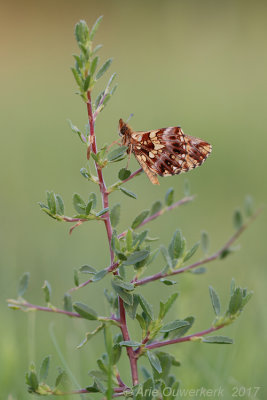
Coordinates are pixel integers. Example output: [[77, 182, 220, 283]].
[[119, 119, 212, 185]]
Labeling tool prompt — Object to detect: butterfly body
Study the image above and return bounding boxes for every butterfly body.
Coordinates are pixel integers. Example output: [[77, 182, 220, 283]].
[[119, 119, 212, 185]]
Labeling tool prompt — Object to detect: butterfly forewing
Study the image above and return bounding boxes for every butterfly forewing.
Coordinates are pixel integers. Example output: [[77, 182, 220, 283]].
[[119, 119, 212, 185]]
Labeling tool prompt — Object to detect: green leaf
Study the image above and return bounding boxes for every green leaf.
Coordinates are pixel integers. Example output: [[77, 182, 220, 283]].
[[228, 287, 243, 314], [168, 316, 195, 339], [118, 168, 131, 180], [95, 58, 113, 80], [42, 280, 52, 303], [75, 20, 89, 44], [39, 355, 50, 381], [55, 369, 67, 388], [86, 382, 100, 393], [124, 294, 139, 319], [107, 146, 127, 162], [161, 245, 173, 270], [219, 248, 234, 259], [111, 281, 133, 305], [111, 230, 120, 253], [136, 313, 146, 331], [85, 200, 93, 215], [233, 209, 243, 230], [73, 193, 85, 214], [18, 272, 30, 297], [120, 340, 141, 347], [64, 293, 73, 312], [242, 290, 253, 308], [83, 74, 91, 92], [110, 203, 121, 227], [90, 56, 99, 76], [244, 195, 253, 217], [138, 294, 154, 320], [160, 320, 189, 332], [203, 336, 233, 344], [112, 277, 135, 291], [46, 191, 56, 214], [190, 267, 206, 274], [209, 286, 221, 316], [68, 120, 84, 142], [73, 302, 98, 320], [89, 15, 103, 41], [165, 187, 174, 206], [184, 242, 199, 262], [71, 68, 84, 92], [201, 231, 209, 254], [123, 250, 150, 266], [80, 167, 90, 179], [111, 343, 122, 365], [55, 194, 64, 215], [160, 278, 177, 286], [159, 293, 179, 319], [92, 269, 108, 282], [131, 210, 149, 229], [147, 351, 162, 374], [95, 90, 104, 108], [126, 229, 133, 251], [88, 192, 97, 208], [27, 371, 39, 391], [133, 230, 148, 247], [117, 252, 127, 261], [96, 207, 109, 217], [168, 230, 183, 260], [150, 200, 162, 216], [79, 265, 97, 274], [119, 187, 137, 199], [110, 83, 118, 96], [74, 269, 79, 286]]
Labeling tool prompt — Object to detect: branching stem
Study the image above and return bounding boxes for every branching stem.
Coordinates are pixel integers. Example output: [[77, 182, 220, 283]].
[[145, 324, 225, 350], [133, 208, 261, 287], [86, 90, 138, 385]]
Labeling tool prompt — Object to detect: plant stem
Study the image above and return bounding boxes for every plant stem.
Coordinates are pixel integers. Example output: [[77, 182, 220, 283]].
[[86, 90, 138, 385], [118, 195, 195, 239], [12, 301, 82, 318], [133, 208, 261, 287], [119, 298, 139, 385], [68, 262, 119, 293], [145, 324, 225, 350], [87, 91, 114, 262]]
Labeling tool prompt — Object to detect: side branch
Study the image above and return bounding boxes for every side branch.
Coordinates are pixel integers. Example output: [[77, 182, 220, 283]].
[[118, 195, 195, 239], [134, 208, 261, 287], [8, 300, 82, 318], [68, 262, 119, 293], [145, 324, 225, 351]]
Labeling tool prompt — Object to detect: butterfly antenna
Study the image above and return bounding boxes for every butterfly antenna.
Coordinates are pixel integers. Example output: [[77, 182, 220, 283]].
[[126, 113, 134, 123]]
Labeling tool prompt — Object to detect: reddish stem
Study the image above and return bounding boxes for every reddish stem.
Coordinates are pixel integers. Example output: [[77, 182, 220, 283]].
[[86, 91, 139, 385], [87, 91, 114, 262], [118, 195, 194, 239], [16, 302, 82, 318], [68, 262, 119, 293], [119, 298, 139, 385], [145, 324, 225, 350], [133, 208, 261, 287]]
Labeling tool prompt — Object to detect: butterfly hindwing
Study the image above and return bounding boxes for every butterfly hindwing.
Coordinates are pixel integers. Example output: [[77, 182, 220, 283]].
[[119, 119, 212, 184]]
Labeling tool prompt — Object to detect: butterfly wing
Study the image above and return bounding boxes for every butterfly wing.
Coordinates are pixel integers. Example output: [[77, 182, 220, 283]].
[[131, 127, 212, 180]]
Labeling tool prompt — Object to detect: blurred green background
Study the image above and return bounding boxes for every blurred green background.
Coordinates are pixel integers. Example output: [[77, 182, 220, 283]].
[[1, 0, 266, 398]]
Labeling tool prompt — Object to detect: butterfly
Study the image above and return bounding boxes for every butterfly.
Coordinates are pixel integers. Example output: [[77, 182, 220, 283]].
[[118, 119, 212, 185]]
